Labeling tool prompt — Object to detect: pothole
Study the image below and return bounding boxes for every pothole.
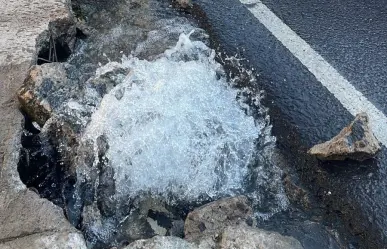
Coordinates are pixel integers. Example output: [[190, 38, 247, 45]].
[[16, 1, 288, 248]]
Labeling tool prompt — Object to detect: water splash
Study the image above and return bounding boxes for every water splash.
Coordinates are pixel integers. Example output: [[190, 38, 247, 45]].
[[82, 30, 288, 216]]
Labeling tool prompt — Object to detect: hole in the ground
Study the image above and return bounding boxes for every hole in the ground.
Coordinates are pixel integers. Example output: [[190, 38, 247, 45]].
[[17, 111, 77, 214], [37, 36, 72, 65], [18, 112, 62, 204], [37, 28, 75, 65]]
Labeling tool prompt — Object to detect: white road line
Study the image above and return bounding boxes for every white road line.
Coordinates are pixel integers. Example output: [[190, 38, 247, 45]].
[[240, 0, 387, 146]]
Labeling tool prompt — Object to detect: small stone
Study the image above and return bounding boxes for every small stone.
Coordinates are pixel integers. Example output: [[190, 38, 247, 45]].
[[308, 112, 381, 161]]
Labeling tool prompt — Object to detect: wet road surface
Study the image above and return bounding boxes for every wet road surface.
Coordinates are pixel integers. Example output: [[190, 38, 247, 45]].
[[193, 0, 387, 248]]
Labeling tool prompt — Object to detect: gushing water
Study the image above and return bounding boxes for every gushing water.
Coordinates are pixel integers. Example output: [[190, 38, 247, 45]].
[[85, 32, 259, 201], [84, 30, 286, 208], [74, 31, 288, 246]]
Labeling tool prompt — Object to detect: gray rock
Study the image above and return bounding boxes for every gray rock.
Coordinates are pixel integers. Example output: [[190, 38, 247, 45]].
[[17, 61, 104, 133], [308, 112, 381, 161], [184, 196, 254, 242], [219, 225, 304, 249], [117, 197, 181, 240], [124, 236, 199, 249], [183, 197, 303, 248], [17, 63, 91, 128], [125, 226, 304, 249], [17, 63, 70, 126], [40, 117, 79, 173], [124, 222, 304, 249]]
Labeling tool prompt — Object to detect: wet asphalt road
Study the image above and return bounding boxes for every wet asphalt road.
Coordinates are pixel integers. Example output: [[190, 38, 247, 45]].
[[261, 0, 387, 115], [193, 0, 387, 248]]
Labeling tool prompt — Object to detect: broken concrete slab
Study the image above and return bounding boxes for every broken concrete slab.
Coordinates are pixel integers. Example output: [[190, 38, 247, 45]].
[[308, 113, 381, 161], [0, 0, 86, 247], [0, 231, 86, 249], [0, 189, 76, 241]]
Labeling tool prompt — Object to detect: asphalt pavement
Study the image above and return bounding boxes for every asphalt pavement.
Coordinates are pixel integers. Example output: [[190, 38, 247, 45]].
[[193, 0, 387, 248]]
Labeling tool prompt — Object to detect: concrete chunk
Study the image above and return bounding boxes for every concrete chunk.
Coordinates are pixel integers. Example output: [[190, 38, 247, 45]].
[[308, 113, 380, 161]]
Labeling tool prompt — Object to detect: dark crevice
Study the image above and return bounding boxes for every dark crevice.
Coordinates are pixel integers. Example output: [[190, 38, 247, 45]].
[[147, 210, 173, 230], [17, 111, 76, 212], [36, 18, 88, 65], [37, 37, 72, 65]]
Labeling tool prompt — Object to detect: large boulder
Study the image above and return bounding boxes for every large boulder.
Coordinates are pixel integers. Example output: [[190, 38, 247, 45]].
[[308, 113, 380, 161], [17, 63, 97, 130], [184, 196, 254, 243]]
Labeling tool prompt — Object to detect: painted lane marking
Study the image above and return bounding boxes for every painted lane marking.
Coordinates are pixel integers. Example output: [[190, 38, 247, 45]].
[[239, 0, 387, 146]]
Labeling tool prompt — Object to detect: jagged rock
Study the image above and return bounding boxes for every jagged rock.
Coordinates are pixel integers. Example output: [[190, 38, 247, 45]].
[[308, 113, 381, 161], [124, 236, 199, 249], [36, 17, 78, 61], [0, 0, 70, 66], [218, 225, 304, 249], [184, 196, 254, 242], [17, 62, 100, 131], [183, 197, 303, 248], [17, 63, 70, 126], [126, 214, 303, 249]]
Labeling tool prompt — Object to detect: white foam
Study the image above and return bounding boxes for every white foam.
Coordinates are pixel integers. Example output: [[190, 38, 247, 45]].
[[84, 32, 287, 214]]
